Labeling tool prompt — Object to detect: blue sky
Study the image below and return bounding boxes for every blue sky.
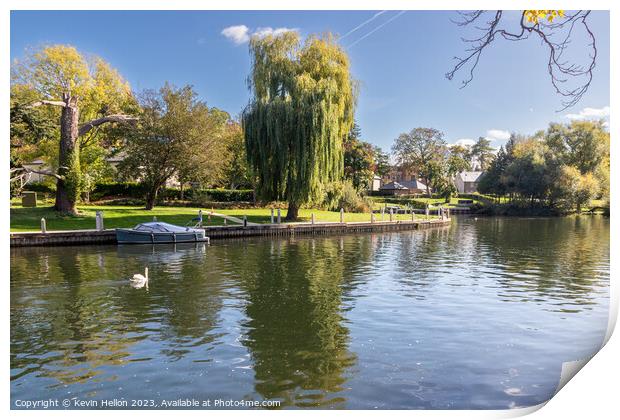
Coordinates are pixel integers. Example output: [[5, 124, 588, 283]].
[[10, 10, 610, 151]]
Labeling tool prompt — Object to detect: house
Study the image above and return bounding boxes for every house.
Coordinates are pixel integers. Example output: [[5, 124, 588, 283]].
[[371, 175, 382, 191], [379, 181, 409, 196], [379, 179, 430, 196], [455, 171, 484, 193], [400, 179, 429, 195]]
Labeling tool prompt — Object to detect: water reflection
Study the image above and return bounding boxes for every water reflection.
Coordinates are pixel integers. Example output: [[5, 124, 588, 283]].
[[10, 217, 609, 409]]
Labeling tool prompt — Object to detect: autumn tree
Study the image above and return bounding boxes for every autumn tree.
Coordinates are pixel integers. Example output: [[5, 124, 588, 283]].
[[392, 127, 446, 196], [344, 122, 375, 191], [221, 120, 253, 190], [119, 84, 228, 210], [243, 32, 356, 220], [10, 45, 136, 214], [470, 137, 495, 170], [373, 146, 391, 179]]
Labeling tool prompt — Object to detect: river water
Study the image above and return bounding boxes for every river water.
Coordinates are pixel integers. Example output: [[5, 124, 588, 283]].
[[10, 217, 610, 409]]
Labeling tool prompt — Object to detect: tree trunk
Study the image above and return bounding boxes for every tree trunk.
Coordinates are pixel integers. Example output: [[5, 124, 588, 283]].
[[424, 178, 431, 197], [285, 202, 299, 221], [145, 187, 159, 210], [54, 95, 79, 215]]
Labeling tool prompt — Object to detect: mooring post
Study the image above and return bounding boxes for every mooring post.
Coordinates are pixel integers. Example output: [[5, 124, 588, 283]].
[[389, 208, 393, 222], [270, 208, 275, 224], [243, 215, 247, 227], [411, 208, 415, 221], [95, 211, 104, 231], [425, 205, 429, 220], [340, 208, 344, 224], [198, 209, 203, 227], [311, 213, 315, 225], [224, 218, 227, 226], [381, 207, 385, 221], [277, 208, 281, 224], [371, 212, 375, 223], [40, 217, 46, 234], [153, 216, 157, 222]]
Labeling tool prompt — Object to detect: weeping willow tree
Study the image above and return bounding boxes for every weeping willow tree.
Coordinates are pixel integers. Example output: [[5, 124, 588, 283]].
[[243, 32, 356, 220]]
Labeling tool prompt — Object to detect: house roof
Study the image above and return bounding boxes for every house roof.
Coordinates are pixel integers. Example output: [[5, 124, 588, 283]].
[[380, 181, 409, 190], [400, 179, 429, 191], [458, 171, 484, 182]]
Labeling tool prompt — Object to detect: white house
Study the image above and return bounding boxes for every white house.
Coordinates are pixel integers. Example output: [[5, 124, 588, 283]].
[[371, 175, 382, 191], [455, 171, 484, 193]]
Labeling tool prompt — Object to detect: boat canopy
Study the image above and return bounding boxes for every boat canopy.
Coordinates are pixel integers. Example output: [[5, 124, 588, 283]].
[[133, 222, 200, 233]]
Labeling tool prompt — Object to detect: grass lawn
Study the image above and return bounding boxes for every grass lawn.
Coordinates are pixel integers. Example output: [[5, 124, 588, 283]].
[[10, 202, 435, 232]]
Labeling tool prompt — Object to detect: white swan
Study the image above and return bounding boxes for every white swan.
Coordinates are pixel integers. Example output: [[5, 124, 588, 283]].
[[130, 267, 149, 289]]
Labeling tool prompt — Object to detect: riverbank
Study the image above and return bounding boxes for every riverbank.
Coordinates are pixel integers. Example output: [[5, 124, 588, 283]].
[[10, 203, 438, 232], [10, 218, 451, 247]]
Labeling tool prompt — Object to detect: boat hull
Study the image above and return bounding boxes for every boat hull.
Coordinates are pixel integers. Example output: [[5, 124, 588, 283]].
[[115, 228, 209, 244]]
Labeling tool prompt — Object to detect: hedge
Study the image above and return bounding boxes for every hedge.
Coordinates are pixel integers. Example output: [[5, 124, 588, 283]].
[[90, 182, 254, 203], [22, 182, 55, 194]]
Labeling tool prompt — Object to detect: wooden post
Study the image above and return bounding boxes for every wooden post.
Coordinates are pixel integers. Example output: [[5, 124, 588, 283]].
[[381, 207, 385, 221], [270, 208, 275, 224], [311, 213, 315, 225], [277, 208, 281, 224], [425, 205, 429, 220], [95, 211, 104, 231], [371, 212, 375, 223], [40, 218, 46, 233], [198, 209, 203, 227], [411, 208, 415, 221], [153, 216, 157, 222], [224, 218, 227, 226], [389, 208, 393, 222], [243, 215, 247, 227], [340, 208, 344, 224]]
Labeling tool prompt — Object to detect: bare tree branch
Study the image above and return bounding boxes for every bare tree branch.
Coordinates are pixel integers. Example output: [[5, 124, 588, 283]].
[[28, 100, 67, 108], [78, 114, 138, 137], [11, 166, 63, 180], [446, 10, 596, 110]]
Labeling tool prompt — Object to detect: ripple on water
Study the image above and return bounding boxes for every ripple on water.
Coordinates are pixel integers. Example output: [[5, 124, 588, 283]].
[[10, 217, 610, 409]]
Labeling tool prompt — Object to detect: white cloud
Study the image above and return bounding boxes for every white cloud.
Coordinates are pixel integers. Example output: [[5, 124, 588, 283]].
[[485, 129, 511, 141], [221, 25, 250, 45], [221, 25, 297, 45], [253, 26, 297, 38], [565, 106, 610, 120], [453, 138, 476, 147]]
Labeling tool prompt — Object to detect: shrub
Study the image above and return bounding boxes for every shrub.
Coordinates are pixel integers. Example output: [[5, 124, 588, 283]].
[[321, 180, 372, 213]]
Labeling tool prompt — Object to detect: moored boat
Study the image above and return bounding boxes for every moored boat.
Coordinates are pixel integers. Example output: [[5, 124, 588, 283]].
[[116, 222, 209, 244]]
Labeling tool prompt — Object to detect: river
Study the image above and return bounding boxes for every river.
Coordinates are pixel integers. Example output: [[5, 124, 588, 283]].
[[10, 216, 610, 409]]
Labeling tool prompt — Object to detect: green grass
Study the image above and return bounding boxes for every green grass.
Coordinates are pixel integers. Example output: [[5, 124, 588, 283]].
[[10, 202, 436, 232]]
